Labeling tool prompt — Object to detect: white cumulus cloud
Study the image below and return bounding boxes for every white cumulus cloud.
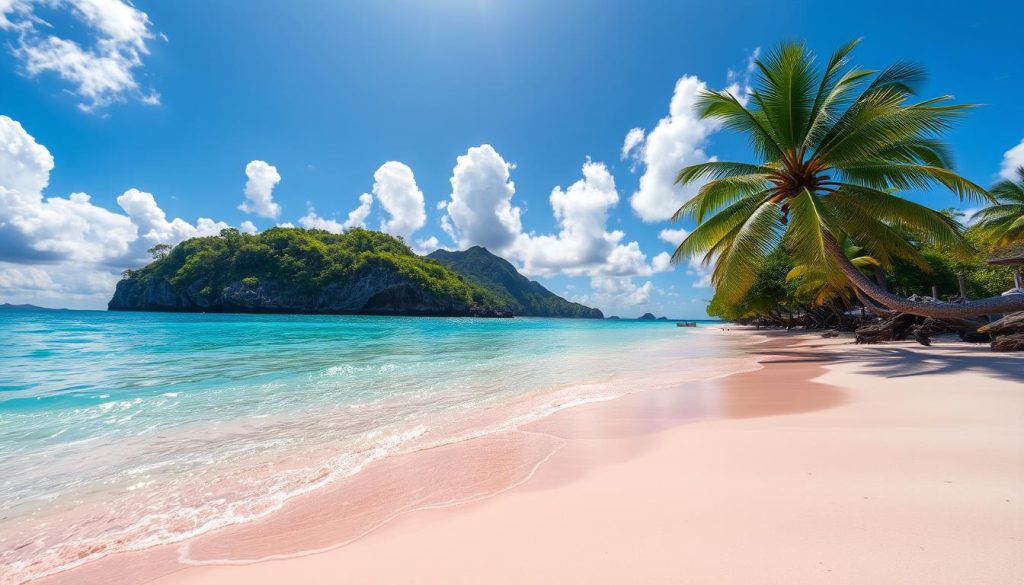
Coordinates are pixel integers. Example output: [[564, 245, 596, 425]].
[[0, 115, 134, 263], [657, 228, 690, 246], [298, 161, 427, 241], [621, 127, 645, 162], [0, 114, 237, 307], [627, 76, 721, 222], [371, 161, 426, 240], [443, 144, 522, 251], [651, 251, 672, 273], [511, 159, 668, 278], [239, 160, 282, 219], [1000, 138, 1024, 180], [345, 193, 374, 230], [0, 0, 161, 111], [627, 50, 759, 223], [440, 147, 667, 279], [588, 276, 654, 307], [301, 193, 374, 233], [413, 236, 442, 255], [687, 256, 715, 288], [118, 188, 227, 244], [298, 206, 344, 233], [0, 261, 122, 308]]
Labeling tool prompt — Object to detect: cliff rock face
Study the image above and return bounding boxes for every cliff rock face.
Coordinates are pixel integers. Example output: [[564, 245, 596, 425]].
[[109, 228, 512, 317], [110, 265, 508, 316], [427, 246, 603, 319]]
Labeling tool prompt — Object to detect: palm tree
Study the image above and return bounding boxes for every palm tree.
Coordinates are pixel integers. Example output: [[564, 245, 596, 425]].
[[671, 40, 1024, 319], [974, 167, 1024, 246], [786, 239, 879, 306]]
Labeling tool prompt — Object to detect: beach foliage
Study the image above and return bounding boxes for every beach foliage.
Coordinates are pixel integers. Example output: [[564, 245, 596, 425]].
[[974, 167, 1024, 246], [709, 225, 1015, 323], [672, 40, 1024, 318]]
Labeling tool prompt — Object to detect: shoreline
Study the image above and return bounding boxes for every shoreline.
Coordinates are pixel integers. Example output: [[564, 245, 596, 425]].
[[24, 326, 759, 584], [33, 328, 1024, 584]]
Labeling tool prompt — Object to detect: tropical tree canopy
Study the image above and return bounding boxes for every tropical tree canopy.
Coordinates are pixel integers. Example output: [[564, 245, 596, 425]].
[[708, 226, 1015, 325], [786, 238, 879, 306], [974, 167, 1024, 246], [672, 39, 1024, 318]]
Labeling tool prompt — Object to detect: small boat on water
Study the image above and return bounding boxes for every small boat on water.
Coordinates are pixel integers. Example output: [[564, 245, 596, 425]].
[[676, 321, 696, 327]]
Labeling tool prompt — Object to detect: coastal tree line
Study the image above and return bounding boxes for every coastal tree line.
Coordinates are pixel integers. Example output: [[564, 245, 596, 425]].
[[669, 40, 1024, 349]]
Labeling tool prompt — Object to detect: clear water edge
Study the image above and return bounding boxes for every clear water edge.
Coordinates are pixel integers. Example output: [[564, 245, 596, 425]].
[[0, 310, 743, 583]]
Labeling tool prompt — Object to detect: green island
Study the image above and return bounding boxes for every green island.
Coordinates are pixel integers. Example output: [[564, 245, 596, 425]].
[[109, 227, 601, 318]]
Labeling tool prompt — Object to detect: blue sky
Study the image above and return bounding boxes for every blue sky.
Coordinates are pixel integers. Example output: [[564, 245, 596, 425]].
[[1, 0, 1022, 314]]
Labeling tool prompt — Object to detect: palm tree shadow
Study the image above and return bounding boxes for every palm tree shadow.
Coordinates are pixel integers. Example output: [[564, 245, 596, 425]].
[[751, 344, 1024, 382]]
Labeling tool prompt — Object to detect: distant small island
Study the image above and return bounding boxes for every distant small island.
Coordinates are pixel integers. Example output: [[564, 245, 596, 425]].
[[0, 303, 67, 311], [109, 228, 602, 318], [637, 312, 670, 321]]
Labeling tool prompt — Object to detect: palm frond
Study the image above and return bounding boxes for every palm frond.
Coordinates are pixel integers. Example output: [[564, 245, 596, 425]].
[[818, 96, 971, 165], [835, 164, 991, 204], [750, 42, 819, 149], [673, 178, 771, 223], [675, 161, 773, 185], [696, 89, 784, 160], [671, 195, 771, 262], [989, 169, 1024, 203], [974, 168, 1024, 245], [826, 201, 935, 271], [868, 138, 953, 168], [782, 188, 837, 268], [707, 200, 786, 305], [828, 184, 967, 248], [864, 61, 927, 96]]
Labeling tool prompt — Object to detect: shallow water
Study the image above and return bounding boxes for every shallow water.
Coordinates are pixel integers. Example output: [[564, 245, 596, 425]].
[[0, 310, 738, 582]]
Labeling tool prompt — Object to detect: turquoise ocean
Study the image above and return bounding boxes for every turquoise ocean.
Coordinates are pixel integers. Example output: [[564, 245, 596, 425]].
[[0, 309, 745, 582]]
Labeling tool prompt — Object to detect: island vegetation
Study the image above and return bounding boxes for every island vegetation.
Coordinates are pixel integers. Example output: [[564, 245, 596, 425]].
[[111, 227, 511, 316], [110, 227, 602, 318]]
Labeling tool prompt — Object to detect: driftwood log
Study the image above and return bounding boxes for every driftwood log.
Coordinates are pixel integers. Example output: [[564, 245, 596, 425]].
[[978, 312, 1024, 352], [910, 318, 953, 346], [911, 317, 990, 346], [855, 313, 992, 346], [991, 334, 1024, 352], [855, 313, 920, 344]]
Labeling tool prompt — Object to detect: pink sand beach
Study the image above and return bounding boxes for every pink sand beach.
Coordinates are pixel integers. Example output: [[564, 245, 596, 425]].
[[34, 328, 1024, 585]]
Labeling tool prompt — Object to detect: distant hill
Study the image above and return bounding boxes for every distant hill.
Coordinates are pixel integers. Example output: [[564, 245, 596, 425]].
[[0, 303, 65, 311], [427, 246, 603, 319], [109, 228, 512, 317]]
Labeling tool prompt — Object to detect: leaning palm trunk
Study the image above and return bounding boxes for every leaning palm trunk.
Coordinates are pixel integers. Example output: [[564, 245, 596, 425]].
[[853, 287, 895, 318], [825, 236, 1024, 318]]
